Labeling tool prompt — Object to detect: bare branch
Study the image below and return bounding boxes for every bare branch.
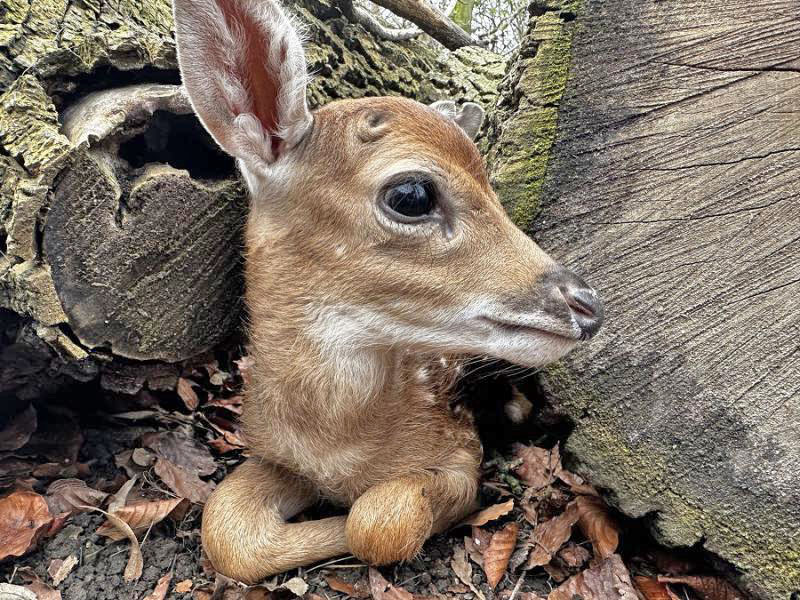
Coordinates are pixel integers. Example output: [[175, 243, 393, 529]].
[[339, 0, 422, 42], [365, 0, 480, 50]]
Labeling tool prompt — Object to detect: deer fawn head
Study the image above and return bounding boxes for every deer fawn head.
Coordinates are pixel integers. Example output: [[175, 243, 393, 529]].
[[174, 0, 603, 372]]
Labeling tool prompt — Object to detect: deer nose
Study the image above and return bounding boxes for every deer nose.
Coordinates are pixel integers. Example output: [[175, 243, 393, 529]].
[[554, 269, 604, 339]]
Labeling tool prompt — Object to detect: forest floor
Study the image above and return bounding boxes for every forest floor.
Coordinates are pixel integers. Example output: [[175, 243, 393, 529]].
[[0, 348, 748, 600]]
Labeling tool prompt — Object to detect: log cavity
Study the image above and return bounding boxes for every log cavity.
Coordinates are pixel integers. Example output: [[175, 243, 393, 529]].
[[118, 111, 234, 181]]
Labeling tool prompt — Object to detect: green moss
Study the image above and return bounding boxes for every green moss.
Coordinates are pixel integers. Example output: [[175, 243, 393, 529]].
[[487, 4, 582, 232]]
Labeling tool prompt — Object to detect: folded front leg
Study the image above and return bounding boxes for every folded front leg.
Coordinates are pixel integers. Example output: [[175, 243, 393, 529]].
[[345, 450, 480, 564]]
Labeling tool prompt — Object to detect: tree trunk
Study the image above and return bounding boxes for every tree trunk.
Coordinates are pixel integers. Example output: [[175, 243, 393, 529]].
[[489, 1, 800, 598], [0, 0, 505, 398]]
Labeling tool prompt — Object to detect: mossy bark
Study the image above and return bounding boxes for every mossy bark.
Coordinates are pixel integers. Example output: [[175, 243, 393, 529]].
[[0, 0, 504, 398]]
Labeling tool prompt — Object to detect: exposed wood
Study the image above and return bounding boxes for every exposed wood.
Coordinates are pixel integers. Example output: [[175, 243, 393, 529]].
[[523, 2, 800, 599], [368, 0, 478, 49], [0, 0, 505, 396]]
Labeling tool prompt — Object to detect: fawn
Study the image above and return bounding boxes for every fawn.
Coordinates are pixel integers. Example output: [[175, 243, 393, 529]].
[[173, 0, 603, 583]]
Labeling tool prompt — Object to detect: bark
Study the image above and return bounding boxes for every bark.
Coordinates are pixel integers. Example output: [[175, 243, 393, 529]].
[[0, 0, 505, 398], [488, 1, 800, 599], [369, 0, 478, 49]]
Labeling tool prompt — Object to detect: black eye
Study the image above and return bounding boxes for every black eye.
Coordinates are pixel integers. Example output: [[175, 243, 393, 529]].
[[384, 179, 437, 221]]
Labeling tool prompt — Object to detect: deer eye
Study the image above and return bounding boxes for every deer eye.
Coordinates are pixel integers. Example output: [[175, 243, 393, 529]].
[[383, 179, 437, 221]]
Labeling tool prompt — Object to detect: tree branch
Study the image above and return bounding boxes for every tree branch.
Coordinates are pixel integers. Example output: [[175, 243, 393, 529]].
[[339, 0, 422, 42], [364, 0, 480, 50]]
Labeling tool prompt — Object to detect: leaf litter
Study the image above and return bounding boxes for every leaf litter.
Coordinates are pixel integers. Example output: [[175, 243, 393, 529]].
[[0, 356, 752, 600]]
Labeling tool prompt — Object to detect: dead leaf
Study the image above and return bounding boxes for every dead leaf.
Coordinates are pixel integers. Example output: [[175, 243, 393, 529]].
[[96, 497, 183, 541], [132, 447, 157, 467], [543, 563, 569, 583], [461, 499, 514, 527], [451, 546, 486, 600], [209, 434, 245, 454], [0, 583, 38, 600], [258, 575, 308, 596], [575, 495, 619, 559], [635, 577, 679, 600], [177, 378, 200, 411], [548, 554, 643, 600], [235, 356, 255, 387], [87, 506, 143, 581], [204, 395, 244, 416], [154, 457, 215, 504], [45, 479, 108, 516], [464, 525, 492, 567], [48, 554, 78, 586], [142, 431, 217, 476], [0, 490, 53, 560], [525, 501, 579, 569], [368, 568, 413, 600], [658, 575, 746, 600], [175, 579, 194, 594], [326, 575, 370, 598], [515, 444, 561, 490], [555, 542, 590, 570], [109, 476, 138, 513], [0, 404, 37, 452], [554, 468, 598, 496], [18, 568, 62, 600], [143, 573, 173, 600], [483, 521, 519, 589]]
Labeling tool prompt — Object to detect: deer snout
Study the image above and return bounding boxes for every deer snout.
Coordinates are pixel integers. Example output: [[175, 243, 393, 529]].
[[549, 268, 604, 340]]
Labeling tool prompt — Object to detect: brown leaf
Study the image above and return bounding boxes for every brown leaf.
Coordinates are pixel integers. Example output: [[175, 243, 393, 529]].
[[554, 468, 598, 496], [548, 554, 643, 600], [326, 575, 370, 598], [45, 479, 108, 517], [634, 577, 679, 600], [543, 563, 569, 583], [154, 457, 215, 504], [96, 497, 183, 541], [450, 546, 486, 600], [0, 490, 53, 560], [658, 575, 746, 600], [18, 567, 62, 600], [368, 568, 413, 600], [464, 525, 492, 567], [525, 501, 579, 569], [132, 447, 156, 467], [109, 477, 138, 513], [556, 542, 591, 570], [515, 444, 561, 490], [48, 554, 78, 586], [483, 521, 519, 589], [0, 404, 37, 452], [208, 435, 245, 454], [142, 431, 217, 476], [235, 356, 255, 387], [461, 499, 515, 527], [143, 573, 173, 600], [177, 378, 200, 411], [175, 579, 194, 594], [85, 506, 143, 581], [575, 495, 619, 559]]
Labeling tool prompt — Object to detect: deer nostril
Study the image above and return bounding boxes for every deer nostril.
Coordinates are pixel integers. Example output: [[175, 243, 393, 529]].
[[555, 271, 604, 339]]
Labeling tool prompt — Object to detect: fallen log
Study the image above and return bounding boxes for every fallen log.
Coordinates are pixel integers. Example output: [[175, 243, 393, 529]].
[[0, 0, 505, 397]]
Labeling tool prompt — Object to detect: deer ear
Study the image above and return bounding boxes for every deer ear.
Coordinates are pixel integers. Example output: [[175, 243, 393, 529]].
[[173, 0, 312, 168], [430, 100, 485, 140]]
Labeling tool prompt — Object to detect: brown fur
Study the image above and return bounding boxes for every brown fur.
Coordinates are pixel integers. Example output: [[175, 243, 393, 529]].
[[201, 97, 581, 582]]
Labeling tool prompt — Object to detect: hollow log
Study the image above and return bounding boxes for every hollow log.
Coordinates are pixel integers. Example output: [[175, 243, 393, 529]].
[[0, 0, 504, 397], [488, 1, 800, 598]]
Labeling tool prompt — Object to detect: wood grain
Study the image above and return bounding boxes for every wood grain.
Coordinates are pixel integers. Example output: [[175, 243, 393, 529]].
[[533, 2, 800, 598]]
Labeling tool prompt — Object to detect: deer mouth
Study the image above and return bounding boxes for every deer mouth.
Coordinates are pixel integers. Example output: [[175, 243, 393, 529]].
[[478, 316, 582, 342]]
